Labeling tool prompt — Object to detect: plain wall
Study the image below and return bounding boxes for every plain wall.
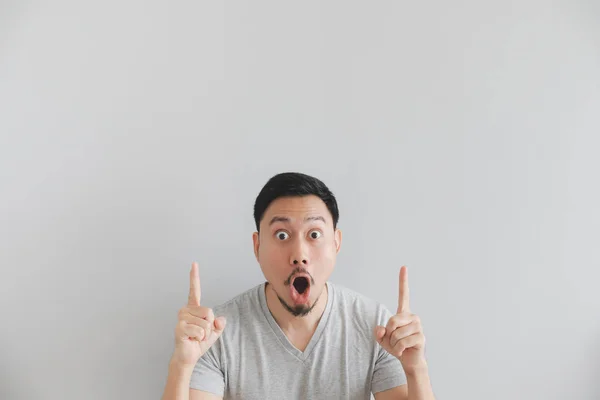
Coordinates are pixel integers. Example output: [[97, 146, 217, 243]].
[[1, 1, 599, 399]]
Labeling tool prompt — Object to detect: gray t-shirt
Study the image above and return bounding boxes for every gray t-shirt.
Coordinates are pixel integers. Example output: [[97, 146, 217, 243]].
[[190, 281, 407, 399]]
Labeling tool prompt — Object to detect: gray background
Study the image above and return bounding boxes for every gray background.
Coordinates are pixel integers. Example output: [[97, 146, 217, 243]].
[[1, 1, 599, 399]]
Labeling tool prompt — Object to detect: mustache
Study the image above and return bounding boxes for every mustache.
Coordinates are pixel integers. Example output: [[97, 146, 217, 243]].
[[283, 267, 315, 286]]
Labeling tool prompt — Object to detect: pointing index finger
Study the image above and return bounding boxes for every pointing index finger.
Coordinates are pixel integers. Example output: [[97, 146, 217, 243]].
[[188, 262, 201, 306], [397, 265, 410, 313]]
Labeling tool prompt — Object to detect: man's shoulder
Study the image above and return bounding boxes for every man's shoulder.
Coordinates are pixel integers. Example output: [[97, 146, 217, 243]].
[[330, 281, 378, 304], [211, 283, 262, 314], [330, 281, 390, 318]]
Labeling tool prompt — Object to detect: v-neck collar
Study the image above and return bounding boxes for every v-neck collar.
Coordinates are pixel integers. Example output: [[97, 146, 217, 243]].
[[258, 281, 334, 362]]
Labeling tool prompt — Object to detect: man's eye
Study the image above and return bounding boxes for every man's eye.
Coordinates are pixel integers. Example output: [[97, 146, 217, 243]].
[[309, 230, 322, 239], [276, 231, 289, 240]]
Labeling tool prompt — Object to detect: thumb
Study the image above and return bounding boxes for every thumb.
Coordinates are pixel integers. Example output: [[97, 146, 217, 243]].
[[202, 317, 227, 348], [374, 325, 386, 344], [213, 316, 227, 335]]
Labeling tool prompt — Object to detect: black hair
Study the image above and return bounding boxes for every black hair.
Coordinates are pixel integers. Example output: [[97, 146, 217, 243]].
[[253, 172, 339, 232]]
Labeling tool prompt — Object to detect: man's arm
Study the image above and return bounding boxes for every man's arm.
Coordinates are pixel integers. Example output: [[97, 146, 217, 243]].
[[162, 358, 194, 400], [161, 357, 223, 400], [373, 267, 435, 400], [404, 364, 434, 400], [189, 389, 223, 400], [373, 363, 434, 400], [161, 263, 226, 400]]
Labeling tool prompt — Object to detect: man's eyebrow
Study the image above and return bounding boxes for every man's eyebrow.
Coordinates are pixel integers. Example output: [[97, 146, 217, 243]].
[[305, 216, 326, 224], [269, 216, 290, 226], [268, 215, 326, 226]]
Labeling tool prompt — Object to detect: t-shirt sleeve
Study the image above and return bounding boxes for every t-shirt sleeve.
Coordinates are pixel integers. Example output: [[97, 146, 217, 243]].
[[371, 305, 408, 394], [189, 341, 225, 396]]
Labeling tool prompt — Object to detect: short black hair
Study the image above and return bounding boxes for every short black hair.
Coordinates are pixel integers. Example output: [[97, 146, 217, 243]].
[[253, 172, 339, 232]]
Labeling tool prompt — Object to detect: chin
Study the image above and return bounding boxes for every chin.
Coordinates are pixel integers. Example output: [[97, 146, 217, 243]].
[[280, 298, 316, 317], [279, 285, 324, 318]]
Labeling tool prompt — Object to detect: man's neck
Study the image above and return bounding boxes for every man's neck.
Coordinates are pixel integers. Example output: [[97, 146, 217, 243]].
[[264, 282, 329, 335]]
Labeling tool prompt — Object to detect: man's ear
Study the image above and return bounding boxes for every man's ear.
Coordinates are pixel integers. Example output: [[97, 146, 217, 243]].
[[334, 228, 342, 254], [252, 231, 260, 261]]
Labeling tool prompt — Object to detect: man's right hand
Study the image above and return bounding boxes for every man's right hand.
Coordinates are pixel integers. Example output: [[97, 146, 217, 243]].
[[171, 262, 227, 368]]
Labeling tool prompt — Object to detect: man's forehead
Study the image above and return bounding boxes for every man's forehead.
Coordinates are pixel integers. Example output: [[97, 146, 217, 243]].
[[263, 195, 331, 223], [268, 215, 327, 226]]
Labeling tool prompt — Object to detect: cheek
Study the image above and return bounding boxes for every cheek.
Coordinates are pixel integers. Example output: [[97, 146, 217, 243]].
[[313, 241, 336, 263], [259, 241, 286, 264]]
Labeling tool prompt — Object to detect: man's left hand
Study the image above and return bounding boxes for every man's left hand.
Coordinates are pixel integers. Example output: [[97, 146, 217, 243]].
[[375, 266, 427, 373]]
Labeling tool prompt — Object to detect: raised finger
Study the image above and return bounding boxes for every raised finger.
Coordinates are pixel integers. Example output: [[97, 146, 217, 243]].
[[397, 265, 410, 313], [188, 262, 201, 306]]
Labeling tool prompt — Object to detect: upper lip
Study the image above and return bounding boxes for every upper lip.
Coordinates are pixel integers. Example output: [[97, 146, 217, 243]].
[[292, 273, 311, 284], [286, 272, 312, 286]]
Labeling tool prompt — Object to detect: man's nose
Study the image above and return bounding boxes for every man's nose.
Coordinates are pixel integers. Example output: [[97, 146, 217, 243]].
[[290, 239, 309, 266]]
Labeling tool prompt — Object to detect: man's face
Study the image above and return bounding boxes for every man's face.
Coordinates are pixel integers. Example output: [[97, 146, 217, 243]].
[[253, 195, 342, 317]]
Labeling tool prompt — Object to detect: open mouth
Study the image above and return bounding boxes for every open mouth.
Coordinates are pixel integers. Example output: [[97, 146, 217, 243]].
[[290, 275, 311, 304], [292, 276, 310, 294]]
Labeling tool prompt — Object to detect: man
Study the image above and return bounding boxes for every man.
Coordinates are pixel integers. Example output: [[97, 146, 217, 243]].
[[162, 172, 435, 400]]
